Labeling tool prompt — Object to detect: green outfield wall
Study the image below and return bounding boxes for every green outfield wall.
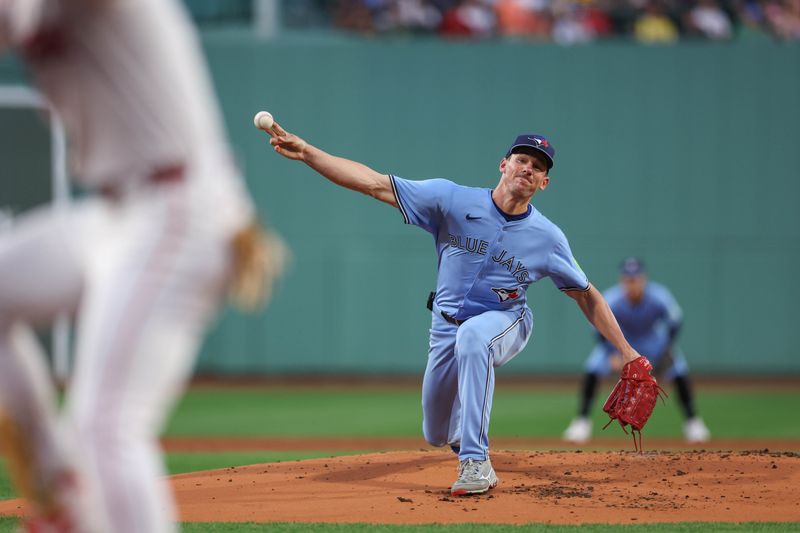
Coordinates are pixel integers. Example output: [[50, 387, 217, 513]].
[[2, 36, 799, 375]]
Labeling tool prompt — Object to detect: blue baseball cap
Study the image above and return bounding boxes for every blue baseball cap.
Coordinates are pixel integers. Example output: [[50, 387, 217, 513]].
[[505, 134, 555, 169], [619, 257, 646, 277]]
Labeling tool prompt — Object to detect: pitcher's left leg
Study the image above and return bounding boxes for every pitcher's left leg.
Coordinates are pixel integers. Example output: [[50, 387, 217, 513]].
[[455, 309, 531, 462]]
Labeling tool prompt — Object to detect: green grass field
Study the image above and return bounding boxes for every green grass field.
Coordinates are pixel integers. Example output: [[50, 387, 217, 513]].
[[164, 384, 800, 439], [0, 383, 798, 532]]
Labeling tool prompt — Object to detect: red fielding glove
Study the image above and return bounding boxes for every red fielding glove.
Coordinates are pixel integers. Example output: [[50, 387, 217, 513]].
[[602, 356, 667, 451]]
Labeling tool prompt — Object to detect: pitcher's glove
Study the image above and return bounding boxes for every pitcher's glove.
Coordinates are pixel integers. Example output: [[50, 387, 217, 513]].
[[602, 356, 667, 451]]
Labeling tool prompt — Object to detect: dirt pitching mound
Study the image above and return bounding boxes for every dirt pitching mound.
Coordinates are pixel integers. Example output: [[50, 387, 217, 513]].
[[172, 449, 800, 524]]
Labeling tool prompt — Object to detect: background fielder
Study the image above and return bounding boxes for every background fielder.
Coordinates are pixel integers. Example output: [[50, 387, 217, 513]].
[[563, 257, 710, 444], [263, 121, 648, 496]]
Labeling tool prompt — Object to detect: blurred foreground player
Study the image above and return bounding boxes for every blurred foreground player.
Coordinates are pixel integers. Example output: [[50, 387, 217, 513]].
[[563, 257, 710, 445], [0, 0, 282, 531]]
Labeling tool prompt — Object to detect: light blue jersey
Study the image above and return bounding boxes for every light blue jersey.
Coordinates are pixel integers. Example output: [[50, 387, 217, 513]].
[[390, 176, 588, 318], [390, 175, 587, 461], [585, 281, 688, 378]]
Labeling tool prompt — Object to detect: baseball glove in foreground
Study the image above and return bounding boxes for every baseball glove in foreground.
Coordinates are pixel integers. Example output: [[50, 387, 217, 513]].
[[602, 356, 667, 451]]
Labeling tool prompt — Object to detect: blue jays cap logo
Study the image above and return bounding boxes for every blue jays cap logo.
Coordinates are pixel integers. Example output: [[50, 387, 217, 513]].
[[506, 133, 555, 169], [528, 136, 550, 148]]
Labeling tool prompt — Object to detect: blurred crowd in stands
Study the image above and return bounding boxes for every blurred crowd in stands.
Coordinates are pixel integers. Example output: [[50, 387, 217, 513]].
[[326, 0, 800, 42], [186, 0, 800, 42]]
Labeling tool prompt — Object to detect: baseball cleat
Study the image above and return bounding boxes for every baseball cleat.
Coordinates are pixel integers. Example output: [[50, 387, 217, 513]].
[[563, 417, 592, 444], [450, 458, 498, 496], [683, 417, 711, 443]]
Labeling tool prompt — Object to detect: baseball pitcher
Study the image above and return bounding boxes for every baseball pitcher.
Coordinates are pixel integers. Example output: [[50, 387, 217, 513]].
[[264, 121, 653, 495]]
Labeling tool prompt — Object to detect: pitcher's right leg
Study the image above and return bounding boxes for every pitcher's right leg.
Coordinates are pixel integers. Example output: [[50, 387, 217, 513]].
[[421, 315, 460, 449]]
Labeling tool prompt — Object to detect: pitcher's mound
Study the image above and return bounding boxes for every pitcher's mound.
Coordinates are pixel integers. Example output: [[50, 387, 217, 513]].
[[173, 449, 800, 524]]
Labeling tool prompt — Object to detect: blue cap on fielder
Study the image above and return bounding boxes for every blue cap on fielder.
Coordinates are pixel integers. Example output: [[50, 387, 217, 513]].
[[505, 134, 555, 169], [619, 257, 646, 276]]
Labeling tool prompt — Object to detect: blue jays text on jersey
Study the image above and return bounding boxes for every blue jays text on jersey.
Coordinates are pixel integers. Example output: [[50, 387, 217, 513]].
[[390, 176, 589, 320], [447, 233, 530, 283]]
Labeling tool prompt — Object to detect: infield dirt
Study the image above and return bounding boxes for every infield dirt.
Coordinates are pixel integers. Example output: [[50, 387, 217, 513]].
[[170, 449, 800, 524], [1, 448, 798, 524]]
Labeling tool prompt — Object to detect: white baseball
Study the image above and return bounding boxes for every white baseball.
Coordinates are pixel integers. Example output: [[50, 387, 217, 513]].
[[253, 111, 274, 131]]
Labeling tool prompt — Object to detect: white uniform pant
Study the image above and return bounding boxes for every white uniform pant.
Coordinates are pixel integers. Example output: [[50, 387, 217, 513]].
[[0, 178, 232, 533]]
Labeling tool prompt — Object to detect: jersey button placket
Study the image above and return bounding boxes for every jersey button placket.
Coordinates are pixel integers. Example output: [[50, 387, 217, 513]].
[[497, 225, 507, 243], [457, 225, 504, 316]]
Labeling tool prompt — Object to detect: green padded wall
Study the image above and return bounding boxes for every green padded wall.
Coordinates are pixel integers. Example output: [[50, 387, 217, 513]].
[[2, 36, 798, 375], [197, 36, 800, 376]]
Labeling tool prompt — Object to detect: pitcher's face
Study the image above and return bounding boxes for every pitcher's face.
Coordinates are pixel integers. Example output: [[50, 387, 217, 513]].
[[498, 149, 550, 200]]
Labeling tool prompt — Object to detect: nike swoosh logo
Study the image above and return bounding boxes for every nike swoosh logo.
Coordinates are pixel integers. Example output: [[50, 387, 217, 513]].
[[466, 214, 481, 220]]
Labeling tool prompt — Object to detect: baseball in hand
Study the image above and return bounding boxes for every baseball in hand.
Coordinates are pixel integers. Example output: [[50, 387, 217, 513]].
[[253, 111, 274, 131]]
